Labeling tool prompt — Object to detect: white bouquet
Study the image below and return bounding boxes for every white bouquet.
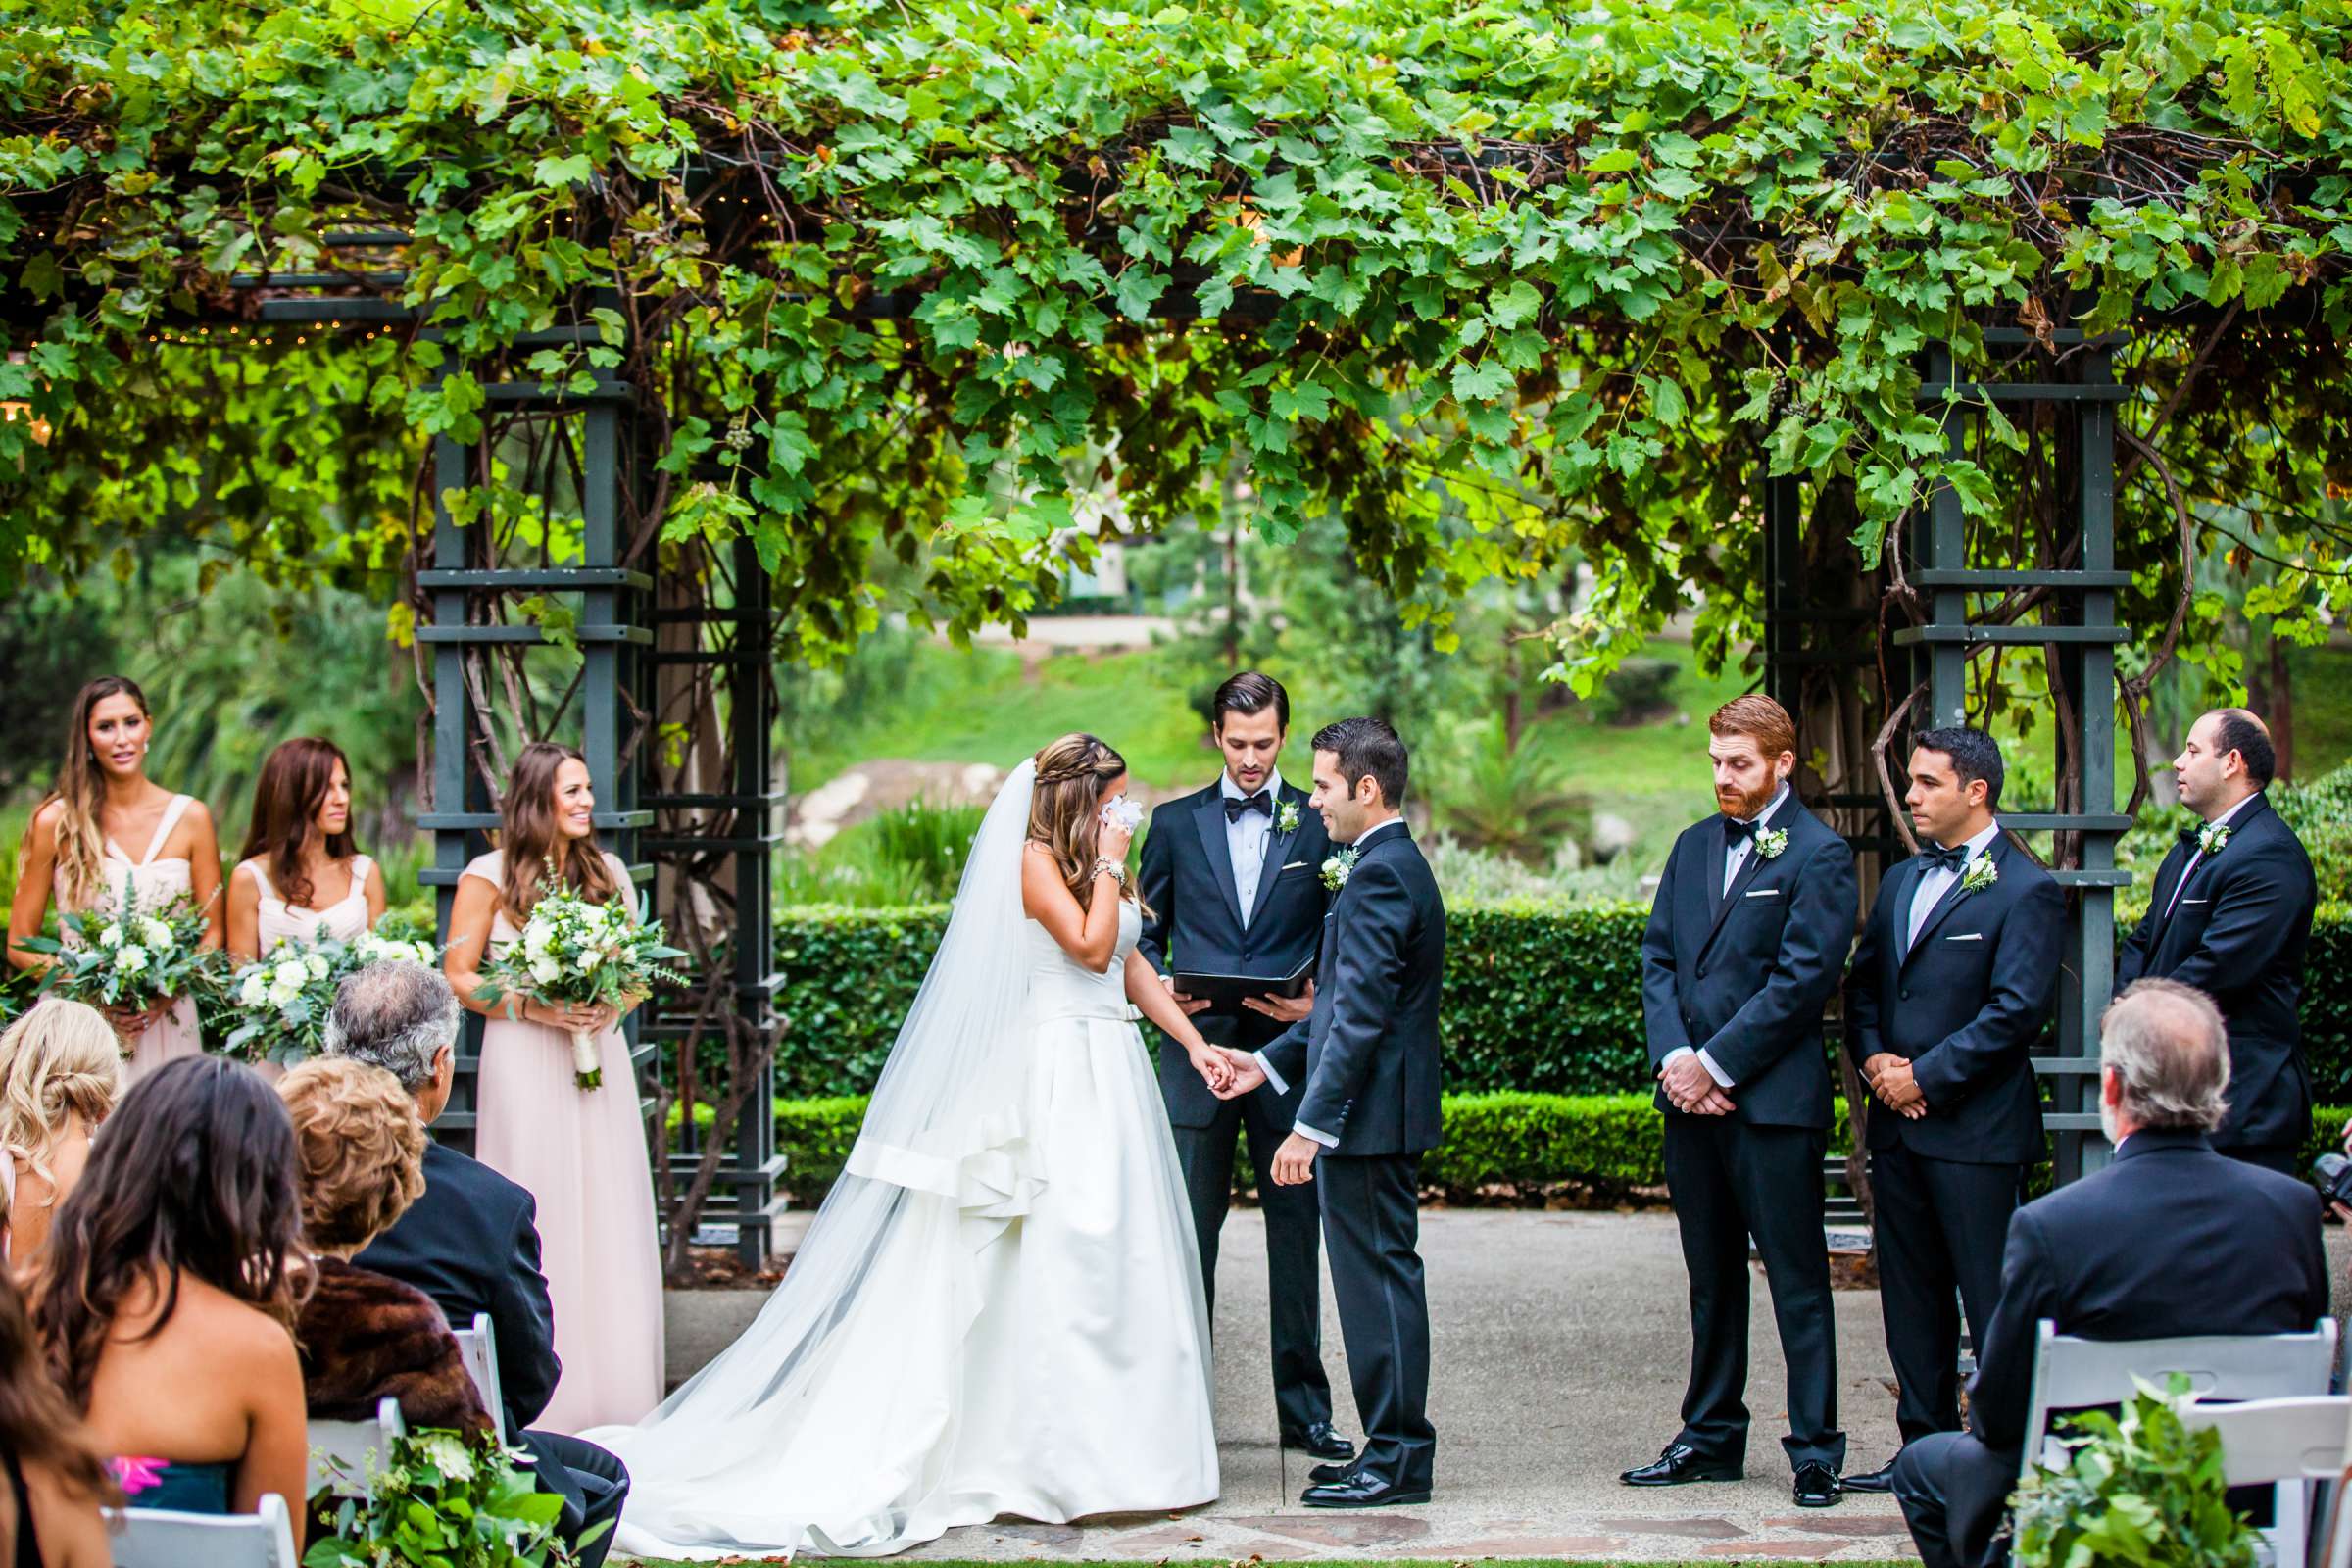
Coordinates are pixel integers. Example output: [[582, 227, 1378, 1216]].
[[15, 881, 223, 1048], [473, 883, 686, 1089], [220, 930, 442, 1067]]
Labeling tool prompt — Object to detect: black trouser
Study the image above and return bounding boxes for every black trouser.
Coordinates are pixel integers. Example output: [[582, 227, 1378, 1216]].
[[1169, 1072, 1334, 1435], [1870, 1144, 2023, 1444], [1316, 1152, 1435, 1490], [2216, 1144, 2299, 1177], [524, 1430, 629, 1568], [1891, 1430, 2019, 1568], [1662, 1116, 1844, 1473]]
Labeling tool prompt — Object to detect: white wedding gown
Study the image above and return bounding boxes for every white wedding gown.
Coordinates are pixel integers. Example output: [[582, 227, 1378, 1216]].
[[588, 871, 1219, 1558]]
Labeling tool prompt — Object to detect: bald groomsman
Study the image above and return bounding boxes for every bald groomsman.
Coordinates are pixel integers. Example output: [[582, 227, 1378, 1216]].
[[2116, 708, 2319, 1175]]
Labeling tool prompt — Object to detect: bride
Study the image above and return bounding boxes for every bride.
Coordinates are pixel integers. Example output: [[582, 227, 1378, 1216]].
[[588, 735, 1233, 1557]]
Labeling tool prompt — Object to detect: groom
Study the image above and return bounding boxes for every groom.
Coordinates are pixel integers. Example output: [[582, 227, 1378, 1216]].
[[1137, 671, 1351, 1466], [1217, 716, 1446, 1509]]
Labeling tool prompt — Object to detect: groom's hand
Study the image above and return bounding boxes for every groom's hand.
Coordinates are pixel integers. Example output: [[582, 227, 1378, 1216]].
[[1269, 1131, 1320, 1185], [1658, 1052, 1717, 1110], [1211, 1048, 1266, 1099], [1241, 980, 1313, 1024]]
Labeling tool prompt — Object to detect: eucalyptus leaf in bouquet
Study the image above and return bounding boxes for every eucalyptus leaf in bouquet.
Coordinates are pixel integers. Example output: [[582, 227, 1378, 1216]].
[[13, 879, 224, 1049], [220, 930, 443, 1067], [474, 881, 687, 1089]]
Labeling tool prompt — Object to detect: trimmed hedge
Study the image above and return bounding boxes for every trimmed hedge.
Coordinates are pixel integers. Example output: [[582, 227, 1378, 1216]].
[[772, 901, 2352, 1102], [754, 1092, 2352, 1206]]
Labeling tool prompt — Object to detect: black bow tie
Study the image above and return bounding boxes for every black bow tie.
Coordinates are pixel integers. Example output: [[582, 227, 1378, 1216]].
[[2178, 826, 2204, 850], [1722, 816, 1758, 848], [1226, 792, 1273, 822], [1917, 844, 1966, 873]]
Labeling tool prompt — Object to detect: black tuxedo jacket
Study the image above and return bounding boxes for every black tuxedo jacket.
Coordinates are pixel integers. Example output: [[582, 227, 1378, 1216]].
[[1964, 1129, 2328, 1453], [2116, 792, 2318, 1150], [1138, 775, 1332, 1128], [1846, 834, 2063, 1165], [1259, 822, 1446, 1156], [1641, 793, 1858, 1129], [358, 1139, 561, 1436]]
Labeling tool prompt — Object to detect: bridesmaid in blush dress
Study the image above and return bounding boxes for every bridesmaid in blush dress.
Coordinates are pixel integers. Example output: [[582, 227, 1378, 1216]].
[[443, 741, 662, 1433], [7, 677, 223, 1082], [226, 738, 387, 960]]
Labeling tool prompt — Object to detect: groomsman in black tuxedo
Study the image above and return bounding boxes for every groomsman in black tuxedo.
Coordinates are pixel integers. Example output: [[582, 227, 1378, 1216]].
[[1625, 694, 1857, 1510], [1136, 672, 1350, 1466], [1838, 727, 2063, 1494], [1215, 716, 1446, 1509], [2116, 708, 2319, 1174]]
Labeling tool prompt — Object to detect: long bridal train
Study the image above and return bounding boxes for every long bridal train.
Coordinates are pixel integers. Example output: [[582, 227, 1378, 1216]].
[[585, 760, 1218, 1558]]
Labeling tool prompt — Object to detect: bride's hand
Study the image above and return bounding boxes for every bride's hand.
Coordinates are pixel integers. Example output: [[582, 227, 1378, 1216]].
[[1187, 1046, 1232, 1094], [1097, 815, 1136, 864]]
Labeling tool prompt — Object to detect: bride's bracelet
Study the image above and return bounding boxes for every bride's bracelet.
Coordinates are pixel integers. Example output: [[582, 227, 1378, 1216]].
[[1091, 857, 1127, 887]]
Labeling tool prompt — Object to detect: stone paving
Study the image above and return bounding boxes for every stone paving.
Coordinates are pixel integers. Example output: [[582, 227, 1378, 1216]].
[[663, 1209, 1944, 1560]]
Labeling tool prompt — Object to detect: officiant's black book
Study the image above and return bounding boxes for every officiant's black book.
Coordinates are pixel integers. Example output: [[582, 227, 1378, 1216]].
[[1174, 953, 1316, 1015]]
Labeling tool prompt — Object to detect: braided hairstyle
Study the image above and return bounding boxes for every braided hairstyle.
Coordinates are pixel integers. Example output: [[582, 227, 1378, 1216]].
[[1026, 734, 1149, 915]]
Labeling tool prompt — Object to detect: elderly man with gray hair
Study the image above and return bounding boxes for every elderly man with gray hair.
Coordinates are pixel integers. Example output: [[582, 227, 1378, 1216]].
[[330, 961, 629, 1568], [1890, 978, 2328, 1568]]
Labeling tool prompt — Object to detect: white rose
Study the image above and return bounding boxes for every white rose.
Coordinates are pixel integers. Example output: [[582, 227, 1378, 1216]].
[[578, 948, 603, 971], [114, 945, 149, 975], [239, 972, 270, 1008], [523, 925, 556, 957], [274, 958, 311, 991], [529, 958, 563, 988], [139, 918, 173, 951], [305, 952, 330, 980], [97, 924, 122, 950], [270, 979, 303, 1007]]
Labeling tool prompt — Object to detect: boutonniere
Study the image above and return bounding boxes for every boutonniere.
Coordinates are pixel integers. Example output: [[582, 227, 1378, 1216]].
[[1277, 801, 1300, 835], [1320, 848, 1359, 890], [1960, 856, 1999, 895], [2197, 821, 2231, 858], [1753, 826, 1788, 860]]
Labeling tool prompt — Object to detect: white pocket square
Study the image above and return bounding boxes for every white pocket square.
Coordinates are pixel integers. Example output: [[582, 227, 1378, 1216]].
[[1945, 932, 1985, 942], [1743, 887, 1780, 898], [1282, 861, 1307, 870], [2180, 897, 2209, 906]]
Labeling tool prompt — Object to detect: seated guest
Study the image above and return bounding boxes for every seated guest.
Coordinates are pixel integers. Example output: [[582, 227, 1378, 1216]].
[[0, 1270, 111, 1567], [331, 961, 628, 1567], [31, 1056, 309, 1546], [275, 1059, 489, 1436], [1890, 978, 2329, 1568], [0, 1003, 122, 1270]]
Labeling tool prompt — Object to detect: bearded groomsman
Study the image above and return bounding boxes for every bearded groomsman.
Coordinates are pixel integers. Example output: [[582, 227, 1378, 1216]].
[[2116, 709, 2318, 1175], [1136, 672, 1351, 1467], [1625, 695, 1857, 1510], [1838, 727, 2063, 1494]]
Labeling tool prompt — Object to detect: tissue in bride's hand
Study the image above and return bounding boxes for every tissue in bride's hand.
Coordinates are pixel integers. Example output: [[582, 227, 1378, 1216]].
[[1100, 794, 1144, 832]]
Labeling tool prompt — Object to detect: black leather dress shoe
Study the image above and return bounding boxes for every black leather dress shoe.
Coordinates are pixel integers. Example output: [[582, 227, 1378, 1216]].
[[1300, 1473, 1432, 1509], [1619, 1444, 1741, 1486], [1281, 1422, 1357, 1464], [1307, 1460, 1357, 1485], [1793, 1460, 1842, 1508], [1839, 1455, 1898, 1494]]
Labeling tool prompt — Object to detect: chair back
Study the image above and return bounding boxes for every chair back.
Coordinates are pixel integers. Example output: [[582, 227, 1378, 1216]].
[[105, 1492, 299, 1568], [2182, 1396, 2350, 1487], [306, 1395, 406, 1499], [449, 1311, 507, 1444]]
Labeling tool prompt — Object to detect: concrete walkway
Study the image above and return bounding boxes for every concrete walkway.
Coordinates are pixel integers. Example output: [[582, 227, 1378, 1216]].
[[661, 1209, 1927, 1560]]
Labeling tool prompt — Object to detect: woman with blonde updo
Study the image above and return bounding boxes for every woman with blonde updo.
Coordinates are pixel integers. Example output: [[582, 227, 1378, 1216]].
[[0, 1002, 122, 1272]]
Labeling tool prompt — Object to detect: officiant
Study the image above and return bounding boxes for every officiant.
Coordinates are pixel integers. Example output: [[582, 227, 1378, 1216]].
[[1137, 671, 1352, 1466]]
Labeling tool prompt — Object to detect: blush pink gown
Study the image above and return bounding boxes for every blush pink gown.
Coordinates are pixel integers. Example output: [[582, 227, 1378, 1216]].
[[465, 850, 664, 1433], [67, 794, 205, 1085]]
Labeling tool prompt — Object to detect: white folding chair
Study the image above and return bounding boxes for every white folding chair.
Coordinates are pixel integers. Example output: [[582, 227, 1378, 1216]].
[[306, 1395, 406, 1499], [2021, 1322, 2338, 1568], [449, 1311, 508, 1444], [105, 1491, 299, 1568], [2183, 1396, 2348, 1568]]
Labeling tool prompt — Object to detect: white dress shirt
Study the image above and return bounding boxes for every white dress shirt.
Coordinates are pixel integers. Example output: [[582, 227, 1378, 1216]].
[[1219, 767, 1284, 928], [2165, 790, 2259, 917], [1905, 818, 2003, 953], [1256, 816, 1405, 1148], [1663, 782, 1789, 1090]]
